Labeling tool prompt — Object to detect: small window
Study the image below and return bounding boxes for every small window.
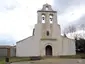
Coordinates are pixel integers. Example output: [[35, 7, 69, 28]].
[[46, 31, 49, 36]]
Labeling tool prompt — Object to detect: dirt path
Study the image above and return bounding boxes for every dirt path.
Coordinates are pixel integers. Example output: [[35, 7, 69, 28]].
[[11, 59, 84, 64]]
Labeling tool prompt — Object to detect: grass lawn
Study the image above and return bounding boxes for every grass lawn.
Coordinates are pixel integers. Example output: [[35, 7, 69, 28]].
[[9, 57, 31, 62], [0, 57, 31, 64], [0, 58, 5, 64]]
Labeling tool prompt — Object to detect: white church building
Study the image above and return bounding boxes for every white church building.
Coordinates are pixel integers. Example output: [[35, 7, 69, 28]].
[[16, 4, 76, 57]]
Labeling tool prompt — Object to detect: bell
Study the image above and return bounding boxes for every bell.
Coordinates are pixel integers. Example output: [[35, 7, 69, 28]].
[[50, 18, 53, 21], [42, 17, 45, 20]]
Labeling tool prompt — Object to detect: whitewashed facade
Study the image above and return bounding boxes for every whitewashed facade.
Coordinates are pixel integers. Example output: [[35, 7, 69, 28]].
[[16, 4, 76, 57]]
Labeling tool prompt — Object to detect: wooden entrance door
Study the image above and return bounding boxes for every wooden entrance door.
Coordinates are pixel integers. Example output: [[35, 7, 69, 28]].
[[45, 45, 52, 56]]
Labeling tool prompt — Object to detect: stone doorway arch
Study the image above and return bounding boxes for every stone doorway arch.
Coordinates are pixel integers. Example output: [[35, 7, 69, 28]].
[[45, 45, 52, 56]]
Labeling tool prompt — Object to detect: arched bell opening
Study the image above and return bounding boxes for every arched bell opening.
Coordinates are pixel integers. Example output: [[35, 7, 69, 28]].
[[42, 14, 45, 23], [49, 14, 53, 24]]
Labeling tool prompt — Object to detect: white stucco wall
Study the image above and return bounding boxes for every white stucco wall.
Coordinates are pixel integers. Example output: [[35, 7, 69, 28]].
[[16, 36, 40, 57], [68, 39, 76, 55], [62, 37, 76, 55], [52, 24, 61, 38], [34, 24, 42, 40]]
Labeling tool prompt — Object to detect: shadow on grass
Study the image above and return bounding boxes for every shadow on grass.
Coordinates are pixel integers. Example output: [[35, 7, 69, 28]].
[[59, 53, 85, 59], [9, 57, 31, 63]]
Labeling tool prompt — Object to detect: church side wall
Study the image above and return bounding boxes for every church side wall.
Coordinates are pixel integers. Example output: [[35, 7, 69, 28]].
[[62, 37, 76, 55], [62, 37, 69, 55], [16, 36, 40, 57], [68, 39, 76, 55], [34, 24, 42, 40]]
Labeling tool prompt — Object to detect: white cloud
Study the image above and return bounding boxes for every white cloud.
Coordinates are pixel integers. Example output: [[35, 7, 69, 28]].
[[58, 4, 85, 29], [0, 0, 54, 41], [0, 0, 18, 12]]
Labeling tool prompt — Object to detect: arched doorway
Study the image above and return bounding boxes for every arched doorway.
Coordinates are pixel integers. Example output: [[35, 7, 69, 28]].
[[45, 45, 52, 56]]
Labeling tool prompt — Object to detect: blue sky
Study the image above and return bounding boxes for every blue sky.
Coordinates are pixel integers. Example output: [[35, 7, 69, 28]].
[[0, 0, 85, 45]]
